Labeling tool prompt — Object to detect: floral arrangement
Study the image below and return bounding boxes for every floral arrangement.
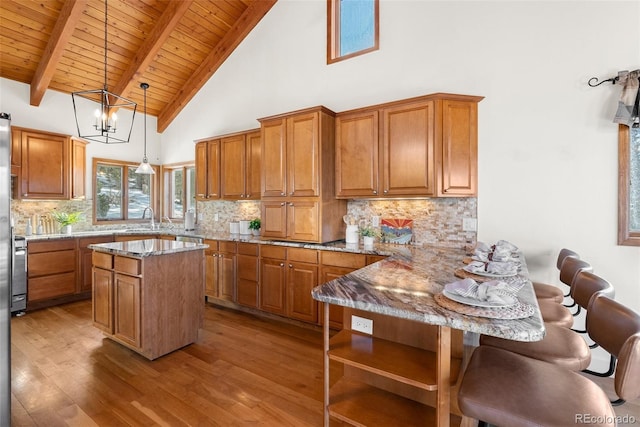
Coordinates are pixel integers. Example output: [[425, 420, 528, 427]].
[[249, 218, 261, 230], [51, 211, 82, 226]]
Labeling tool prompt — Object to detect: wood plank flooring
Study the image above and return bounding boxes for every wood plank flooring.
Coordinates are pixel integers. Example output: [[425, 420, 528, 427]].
[[10, 300, 640, 426]]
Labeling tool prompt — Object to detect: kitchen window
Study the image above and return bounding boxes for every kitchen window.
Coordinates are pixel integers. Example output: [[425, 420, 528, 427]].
[[619, 125, 640, 246], [93, 158, 159, 224], [327, 0, 379, 64], [162, 163, 196, 220]]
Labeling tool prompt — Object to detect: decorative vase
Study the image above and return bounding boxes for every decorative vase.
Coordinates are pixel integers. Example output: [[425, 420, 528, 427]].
[[252, 229, 260, 236], [62, 225, 72, 235]]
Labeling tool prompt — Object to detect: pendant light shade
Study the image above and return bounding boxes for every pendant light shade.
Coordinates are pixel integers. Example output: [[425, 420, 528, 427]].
[[135, 83, 155, 175], [71, 0, 136, 144]]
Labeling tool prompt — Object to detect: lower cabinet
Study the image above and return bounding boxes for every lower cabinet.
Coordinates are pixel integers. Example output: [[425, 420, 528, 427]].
[[260, 246, 319, 323], [113, 273, 141, 348], [79, 235, 114, 293], [236, 242, 259, 308], [204, 240, 236, 302], [27, 239, 77, 303]]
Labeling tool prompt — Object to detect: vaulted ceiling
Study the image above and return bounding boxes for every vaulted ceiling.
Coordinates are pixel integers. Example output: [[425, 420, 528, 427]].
[[0, 0, 277, 132]]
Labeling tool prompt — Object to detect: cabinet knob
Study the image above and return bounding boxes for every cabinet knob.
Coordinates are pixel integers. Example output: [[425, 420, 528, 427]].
[[288, 202, 294, 206], [280, 192, 286, 196], [240, 194, 244, 198], [372, 190, 377, 195], [280, 202, 285, 206], [289, 192, 294, 196], [383, 190, 388, 194], [219, 254, 223, 258], [279, 262, 284, 267], [289, 264, 293, 268]]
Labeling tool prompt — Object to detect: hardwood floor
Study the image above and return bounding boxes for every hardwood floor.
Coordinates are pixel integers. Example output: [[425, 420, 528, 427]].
[[10, 301, 640, 426], [11, 300, 326, 426]]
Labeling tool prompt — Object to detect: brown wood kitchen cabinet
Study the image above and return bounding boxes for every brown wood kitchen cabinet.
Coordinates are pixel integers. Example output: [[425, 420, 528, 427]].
[[259, 107, 346, 243], [204, 240, 236, 302], [13, 127, 88, 200], [27, 239, 77, 303], [335, 93, 483, 198], [236, 242, 260, 308], [221, 129, 261, 200], [79, 235, 115, 293], [195, 137, 220, 200], [260, 246, 319, 324]]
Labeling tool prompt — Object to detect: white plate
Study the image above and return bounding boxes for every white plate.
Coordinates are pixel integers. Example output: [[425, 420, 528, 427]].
[[463, 266, 518, 278], [442, 290, 518, 308]]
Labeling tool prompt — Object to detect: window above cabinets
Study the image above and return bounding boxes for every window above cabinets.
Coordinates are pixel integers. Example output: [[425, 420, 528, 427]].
[[327, 0, 379, 64]]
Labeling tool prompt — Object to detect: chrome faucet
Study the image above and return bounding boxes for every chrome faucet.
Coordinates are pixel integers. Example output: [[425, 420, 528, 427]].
[[142, 206, 155, 229]]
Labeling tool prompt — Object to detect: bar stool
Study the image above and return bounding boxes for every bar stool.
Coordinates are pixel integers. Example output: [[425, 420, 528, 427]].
[[458, 295, 640, 427], [479, 271, 614, 371], [537, 257, 592, 327], [532, 248, 578, 303]]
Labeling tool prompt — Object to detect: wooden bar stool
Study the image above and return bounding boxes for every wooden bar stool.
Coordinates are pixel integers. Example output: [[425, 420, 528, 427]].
[[532, 248, 578, 303], [458, 295, 640, 427], [479, 271, 614, 371]]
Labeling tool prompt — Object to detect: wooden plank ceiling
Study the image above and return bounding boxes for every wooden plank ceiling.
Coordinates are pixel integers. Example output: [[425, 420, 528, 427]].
[[0, 0, 277, 132]]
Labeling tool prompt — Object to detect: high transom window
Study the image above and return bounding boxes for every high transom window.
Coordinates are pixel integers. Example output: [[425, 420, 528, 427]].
[[327, 0, 379, 64]]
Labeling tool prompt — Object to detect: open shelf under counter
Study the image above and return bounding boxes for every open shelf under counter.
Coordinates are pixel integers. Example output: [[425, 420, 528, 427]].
[[329, 329, 462, 391], [328, 377, 462, 427]]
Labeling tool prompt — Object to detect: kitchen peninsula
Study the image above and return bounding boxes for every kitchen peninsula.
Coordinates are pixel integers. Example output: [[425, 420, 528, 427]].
[[89, 239, 208, 360]]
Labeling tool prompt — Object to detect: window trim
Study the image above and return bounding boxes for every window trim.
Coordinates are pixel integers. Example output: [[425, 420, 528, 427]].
[[618, 125, 640, 246], [327, 0, 380, 64], [161, 161, 195, 222], [92, 157, 159, 225]]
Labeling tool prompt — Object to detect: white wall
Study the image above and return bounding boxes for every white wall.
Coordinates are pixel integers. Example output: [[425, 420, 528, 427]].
[[1, 1, 639, 312]]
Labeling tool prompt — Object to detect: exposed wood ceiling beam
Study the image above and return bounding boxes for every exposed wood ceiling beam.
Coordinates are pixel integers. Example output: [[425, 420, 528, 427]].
[[30, 0, 86, 106], [112, 0, 193, 100], [157, 0, 277, 133]]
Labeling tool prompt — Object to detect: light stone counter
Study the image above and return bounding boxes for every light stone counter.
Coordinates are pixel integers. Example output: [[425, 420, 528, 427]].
[[312, 245, 545, 342], [88, 238, 208, 257]]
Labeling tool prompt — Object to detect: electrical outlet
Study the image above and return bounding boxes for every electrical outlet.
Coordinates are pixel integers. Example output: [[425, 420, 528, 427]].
[[462, 218, 477, 232], [214, 213, 219, 222], [371, 215, 380, 227], [197, 212, 203, 221], [351, 315, 373, 335]]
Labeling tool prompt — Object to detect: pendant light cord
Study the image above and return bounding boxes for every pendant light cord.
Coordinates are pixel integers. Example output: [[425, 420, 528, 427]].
[[103, 0, 108, 91], [141, 82, 149, 161]]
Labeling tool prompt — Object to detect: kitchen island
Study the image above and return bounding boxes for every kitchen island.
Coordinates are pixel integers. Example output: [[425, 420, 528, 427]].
[[312, 245, 544, 427], [89, 239, 208, 360]]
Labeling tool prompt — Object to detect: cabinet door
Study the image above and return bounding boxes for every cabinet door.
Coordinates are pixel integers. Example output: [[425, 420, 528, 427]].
[[440, 99, 478, 196], [260, 258, 286, 315], [221, 134, 246, 199], [381, 101, 435, 196], [195, 140, 220, 200], [217, 252, 236, 301], [71, 138, 86, 199], [113, 273, 141, 348], [287, 262, 318, 323], [236, 253, 259, 308], [11, 128, 21, 168], [245, 131, 262, 200], [261, 201, 287, 239], [335, 110, 380, 198], [21, 130, 69, 199], [261, 118, 287, 197], [320, 266, 356, 329], [92, 267, 113, 333], [287, 201, 319, 242], [205, 253, 218, 299], [80, 236, 114, 293], [287, 112, 319, 197]]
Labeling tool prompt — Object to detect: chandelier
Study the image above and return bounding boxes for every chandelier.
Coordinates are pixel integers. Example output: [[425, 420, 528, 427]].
[[71, 0, 136, 144]]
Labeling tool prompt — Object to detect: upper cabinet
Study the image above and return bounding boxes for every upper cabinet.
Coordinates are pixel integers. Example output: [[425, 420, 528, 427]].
[[259, 107, 347, 243], [196, 129, 261, 201], [13, 127, 87, 200], [335, 93, 483, 198], [195, 137, 220, 200], [220, 129, 261, 200]]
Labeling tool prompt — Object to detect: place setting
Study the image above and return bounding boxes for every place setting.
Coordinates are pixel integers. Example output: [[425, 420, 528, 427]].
[[436, 240, 535, 319]]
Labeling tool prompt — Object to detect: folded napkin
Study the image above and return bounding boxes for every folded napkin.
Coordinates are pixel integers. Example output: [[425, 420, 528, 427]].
[[472, 251, 519, 263], [464, 260, 519, 276], [445, 278, 516, 304]]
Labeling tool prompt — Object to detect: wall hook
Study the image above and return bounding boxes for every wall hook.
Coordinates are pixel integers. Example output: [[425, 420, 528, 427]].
[[588, 76, 618, 87]]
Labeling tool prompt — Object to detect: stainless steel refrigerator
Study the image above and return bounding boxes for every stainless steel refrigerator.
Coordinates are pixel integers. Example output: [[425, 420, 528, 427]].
[[0, 112, 12, 424]]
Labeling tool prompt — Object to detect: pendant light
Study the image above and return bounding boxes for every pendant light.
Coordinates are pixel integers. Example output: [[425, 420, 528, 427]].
[[71, 0, 136, 144], [135, 82, 155, 175]]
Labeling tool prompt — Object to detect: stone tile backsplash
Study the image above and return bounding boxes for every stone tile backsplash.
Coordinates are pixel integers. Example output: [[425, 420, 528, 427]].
[[11, 197, 476, 249]]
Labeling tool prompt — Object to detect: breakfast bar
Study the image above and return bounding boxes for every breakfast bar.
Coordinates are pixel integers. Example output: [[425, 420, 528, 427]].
[[89, 239, 208, 360], [312, 245, 545, 427]]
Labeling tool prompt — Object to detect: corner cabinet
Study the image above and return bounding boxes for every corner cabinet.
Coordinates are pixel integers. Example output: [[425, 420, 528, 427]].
[[259, 106, 347, 243], [13, 127, 88, 200], [335, 93, 483, 198]]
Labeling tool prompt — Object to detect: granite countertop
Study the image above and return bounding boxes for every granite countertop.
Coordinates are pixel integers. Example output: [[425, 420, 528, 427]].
[[312, 245, 545, 342], [89, 239, 209, 257]]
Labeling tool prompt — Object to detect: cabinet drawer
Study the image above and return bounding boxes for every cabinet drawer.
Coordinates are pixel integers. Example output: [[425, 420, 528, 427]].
[[28, 250, 76, 277], [288, 247, 317, 264], [261, 245, 287, 260], [321, 251, 366, 269], [219, 241, 236, 253], [28, 272, 76, 301], [204, 239, 219, 254], [28, 239, 76, 254], [93, 252, 113, 270], [114, 256, 141, 276], [237, 242, 258, 256]]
